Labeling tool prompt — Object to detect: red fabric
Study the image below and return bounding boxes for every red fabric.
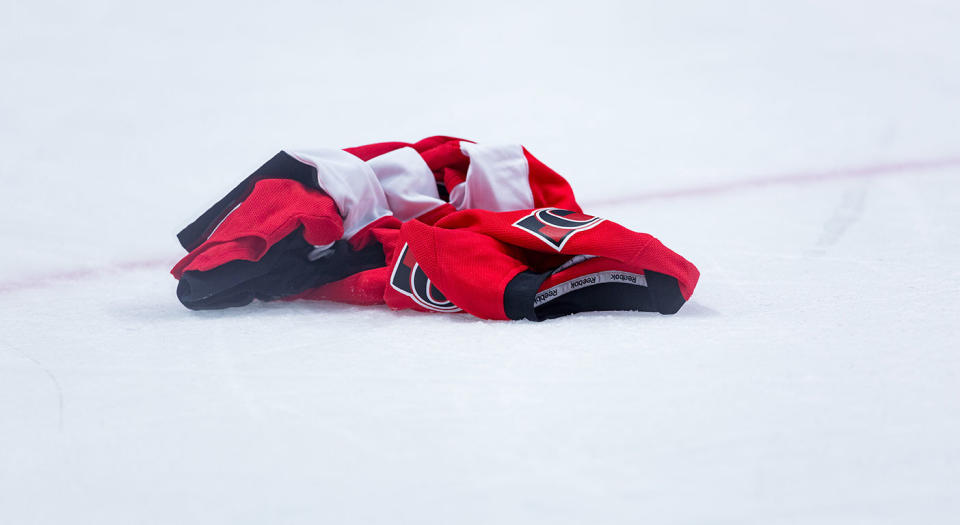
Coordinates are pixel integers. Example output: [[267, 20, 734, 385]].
[[411, 135, 471, 153], [431, 209, 699, 300], [342, 136, 470, 167], [416, 137, 471, 185], [523, 148, 582, 212], [288, 267, 390, 305], [171, 179, 342, 278], [379, 208, 699, 319], [342, 142, 409, 161], [348, 215, 402, 251], [415, 203, 458, 225]]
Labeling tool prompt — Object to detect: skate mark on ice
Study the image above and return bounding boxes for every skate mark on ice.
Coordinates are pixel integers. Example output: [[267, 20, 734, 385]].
[[808, 183, 869, 256], [1, 339, 65, 432]]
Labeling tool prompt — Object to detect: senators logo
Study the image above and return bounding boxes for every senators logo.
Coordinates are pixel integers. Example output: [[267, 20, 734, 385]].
[[389, 243, 462, 312], [512, 208, 604, 251]]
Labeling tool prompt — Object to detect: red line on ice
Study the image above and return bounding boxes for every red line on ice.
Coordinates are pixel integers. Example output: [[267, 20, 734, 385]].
[[588, 155, 960, 207], [1, 155, 958, 295], [0, 257, 175, 295]]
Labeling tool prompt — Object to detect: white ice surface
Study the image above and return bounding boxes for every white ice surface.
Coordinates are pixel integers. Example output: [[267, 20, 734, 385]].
[[1, 1, 959, 523]]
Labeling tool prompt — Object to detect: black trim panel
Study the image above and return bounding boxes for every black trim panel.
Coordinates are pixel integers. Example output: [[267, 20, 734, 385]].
[[177, 152, 320, 252], [503, 270, 552, 321], [523, 269, 687, 321]]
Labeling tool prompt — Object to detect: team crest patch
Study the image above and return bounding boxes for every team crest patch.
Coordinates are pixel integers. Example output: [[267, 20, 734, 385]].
[[389, 243, 462, 312], [512, 208, 605, 251]]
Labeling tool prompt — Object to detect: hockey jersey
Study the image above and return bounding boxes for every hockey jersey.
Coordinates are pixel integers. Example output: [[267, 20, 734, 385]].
[[171, 136, 699, 319]]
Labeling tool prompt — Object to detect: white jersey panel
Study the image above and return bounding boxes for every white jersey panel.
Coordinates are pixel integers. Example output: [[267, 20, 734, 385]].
[[455, 142, 534, 211], [285, 148, 392, 239], [367, 147, 445, 221]]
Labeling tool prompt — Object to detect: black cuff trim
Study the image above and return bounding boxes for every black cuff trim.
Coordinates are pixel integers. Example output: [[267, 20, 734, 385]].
[[644, 270, 686, 314], [503, 270, 552, 321]]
